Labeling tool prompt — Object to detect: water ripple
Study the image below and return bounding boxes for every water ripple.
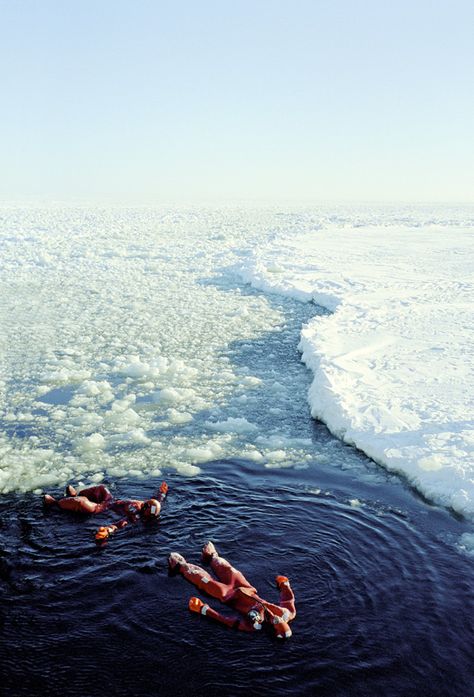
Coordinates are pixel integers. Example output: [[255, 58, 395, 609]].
[[1, 464, 473, 697]]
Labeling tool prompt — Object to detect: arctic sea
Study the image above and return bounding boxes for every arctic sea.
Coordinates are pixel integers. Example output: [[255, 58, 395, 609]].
[[0, 204, 473, 696]]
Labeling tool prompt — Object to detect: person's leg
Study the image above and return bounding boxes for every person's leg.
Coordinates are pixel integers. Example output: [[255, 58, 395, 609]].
[[78, 485, 113, 504], [43, 485, 112, 513], [57, 496, 101, 514], [169, 553, 233, 601], [211, 556, 255, 589], [202, 543, 255, 590]]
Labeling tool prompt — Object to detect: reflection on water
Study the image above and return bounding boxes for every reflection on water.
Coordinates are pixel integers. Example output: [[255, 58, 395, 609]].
[[1, 459, 472, 697]]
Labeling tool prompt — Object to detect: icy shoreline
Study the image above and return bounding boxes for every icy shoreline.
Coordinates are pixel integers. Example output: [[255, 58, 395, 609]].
[[237, 223, 474, 519]]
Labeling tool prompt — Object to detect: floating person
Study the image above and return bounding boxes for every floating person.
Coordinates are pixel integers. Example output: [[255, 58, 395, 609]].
[[168, 541, 295, 639], [43, 481, 168, 542]]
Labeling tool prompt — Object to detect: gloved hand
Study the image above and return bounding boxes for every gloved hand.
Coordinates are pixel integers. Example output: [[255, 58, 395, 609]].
[[159, 481, 168, 495], [95, 526, 115, 541], [189, 596, 208, 615], [95, 526, 110, 541]]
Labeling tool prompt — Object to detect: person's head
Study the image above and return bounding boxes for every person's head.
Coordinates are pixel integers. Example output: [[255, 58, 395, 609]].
[[248, 604, 292, 638], [141, 499, 161, 520], [247, 607, 265, 631]]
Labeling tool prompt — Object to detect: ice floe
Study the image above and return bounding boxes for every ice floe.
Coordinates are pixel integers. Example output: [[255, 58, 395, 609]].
[[237, 221, 474, 518]]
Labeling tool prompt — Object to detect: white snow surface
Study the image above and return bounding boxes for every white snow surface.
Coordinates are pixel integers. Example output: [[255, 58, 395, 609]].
[[1, 204, 474, 520], [237, 220, 474, 518]]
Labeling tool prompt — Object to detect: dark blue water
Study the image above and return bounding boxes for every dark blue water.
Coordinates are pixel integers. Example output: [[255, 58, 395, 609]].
[[1, 457, 473, 697]]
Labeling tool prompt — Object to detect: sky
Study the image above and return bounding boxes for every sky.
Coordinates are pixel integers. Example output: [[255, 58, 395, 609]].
[[1, 0, 473, 203]]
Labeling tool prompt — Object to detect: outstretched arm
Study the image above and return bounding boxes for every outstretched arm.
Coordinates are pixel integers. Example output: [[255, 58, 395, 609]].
[[276, 576, 296, 620], [188, 597, 254, 632], [257, 577, 296, 623], [94, 516, 130, 542], [156, 481, 168, 505]]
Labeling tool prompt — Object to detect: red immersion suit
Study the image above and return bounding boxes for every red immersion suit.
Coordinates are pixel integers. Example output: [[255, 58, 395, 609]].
[[170, 543, 295, 639]]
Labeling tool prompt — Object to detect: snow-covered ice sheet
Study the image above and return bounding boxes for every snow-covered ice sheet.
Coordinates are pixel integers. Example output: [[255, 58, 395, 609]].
[[238, 220, 474, 518]]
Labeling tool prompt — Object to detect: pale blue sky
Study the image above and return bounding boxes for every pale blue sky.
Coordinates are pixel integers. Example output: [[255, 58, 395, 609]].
[[1, 0, 473, 202]]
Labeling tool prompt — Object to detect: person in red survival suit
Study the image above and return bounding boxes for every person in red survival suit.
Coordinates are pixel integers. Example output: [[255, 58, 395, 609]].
[[168, 541, 295, 639], [43, 481, 168, 542]]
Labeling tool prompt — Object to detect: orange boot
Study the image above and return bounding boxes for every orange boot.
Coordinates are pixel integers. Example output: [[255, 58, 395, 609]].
[[168, 552, 186, 574], [43, 494, 57, 507], [275, 575, 289, 589], [202, 541, 217, 563]]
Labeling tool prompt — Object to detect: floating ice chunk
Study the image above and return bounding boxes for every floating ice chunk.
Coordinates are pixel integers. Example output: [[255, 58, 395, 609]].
[[167, 408, 193, 424], [174, 461, 201, 476], [104, 408, 141, 429], [451, 489, 470, 512], [17, 412, 34, 421], [457, 533, 474, 557], [111, 395, 137, 412], [71, 412, 104, 430], [243, 449, 264, 462], [241, 376, 262, 388], [349, 498, 363, 507], [107, 467, 129, 478], [205, 417, 258, 434], [256, 434, 303, 449], [185, 447, 214, 463], [42, 368, 91, 384], [118, 357, 151, 379], [265, 450, 287, 462], [152, 387, 196, 405], [0, 441, 64, 493], [79, 433, 106, 451], [269, 381, 286, 393], [140, 381, 155, 391], [108, 429, 151, 446], [77, 380, 113, 397], [36, 473, 64, 489], [167, 359, 199, 380], [115, 355, 198, 385], [185, 443, 222, 463]]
